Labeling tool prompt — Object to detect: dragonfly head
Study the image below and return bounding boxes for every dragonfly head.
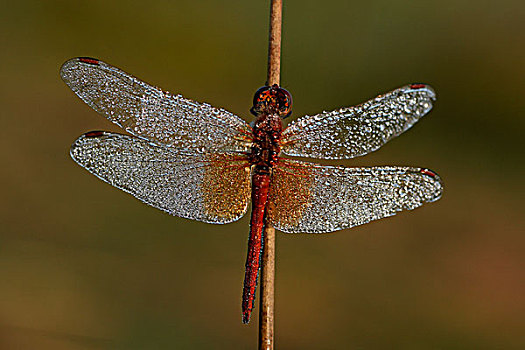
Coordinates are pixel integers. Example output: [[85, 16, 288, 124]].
[[250, 84, 292, 119]]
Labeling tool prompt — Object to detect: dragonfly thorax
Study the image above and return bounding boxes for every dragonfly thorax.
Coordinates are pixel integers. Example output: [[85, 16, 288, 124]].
[[249, 113, 283, 171]]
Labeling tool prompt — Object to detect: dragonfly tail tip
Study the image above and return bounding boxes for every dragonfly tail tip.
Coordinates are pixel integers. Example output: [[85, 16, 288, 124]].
[[242, 311, 251, 324]]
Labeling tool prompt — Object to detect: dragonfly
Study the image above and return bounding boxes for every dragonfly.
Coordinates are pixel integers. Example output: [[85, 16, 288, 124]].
[[61, 57, 443, 324]]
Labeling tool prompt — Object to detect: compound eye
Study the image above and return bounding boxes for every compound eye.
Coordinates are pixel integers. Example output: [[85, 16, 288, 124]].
[[252, 86, 272, 106], [251, 86, 273, 116], [276, 87, 293, 118]]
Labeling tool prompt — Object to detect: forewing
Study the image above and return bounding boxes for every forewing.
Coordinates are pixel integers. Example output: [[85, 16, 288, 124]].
[[268, 159, 443, 233], [61, 57, 253, 152], [281, 84, 436, 159], [70, 131, 251, 223]]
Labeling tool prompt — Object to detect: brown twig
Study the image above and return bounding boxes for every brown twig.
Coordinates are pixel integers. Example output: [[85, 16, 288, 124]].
[[259, 1, 282, 349], [266, 0, 282, 87]]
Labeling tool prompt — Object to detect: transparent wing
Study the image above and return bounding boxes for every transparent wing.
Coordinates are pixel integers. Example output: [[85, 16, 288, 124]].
[[61, 57, 253, 153], [281, 84, 436, 159], [70, 131, 251, 223], [268, 159, 443, 233]]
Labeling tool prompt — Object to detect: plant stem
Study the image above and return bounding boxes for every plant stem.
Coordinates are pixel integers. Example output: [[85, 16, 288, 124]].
[[266, 0, 282, 87]]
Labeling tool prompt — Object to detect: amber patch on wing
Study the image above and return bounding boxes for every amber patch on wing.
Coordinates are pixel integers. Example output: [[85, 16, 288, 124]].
[[201, 154, 251, 221], [268, 160, 314, 228]]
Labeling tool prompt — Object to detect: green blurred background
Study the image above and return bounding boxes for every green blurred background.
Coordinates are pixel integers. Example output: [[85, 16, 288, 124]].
[[1, 0, 524, 349]]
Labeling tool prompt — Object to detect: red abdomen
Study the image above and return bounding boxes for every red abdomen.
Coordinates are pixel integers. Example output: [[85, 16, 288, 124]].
[[242, 170, 271, 323]]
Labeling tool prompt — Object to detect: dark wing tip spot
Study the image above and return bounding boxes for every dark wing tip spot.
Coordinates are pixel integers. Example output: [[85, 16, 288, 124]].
[[407, 83, 436, 100], [410, 83, 427, 89], [83, 130, 106, 138], [420, 168, 437, 178], [420, 168, 444, 201], [78, 57, 100, 65]]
